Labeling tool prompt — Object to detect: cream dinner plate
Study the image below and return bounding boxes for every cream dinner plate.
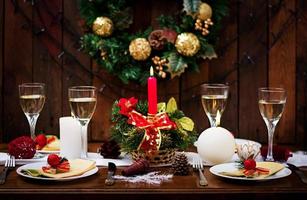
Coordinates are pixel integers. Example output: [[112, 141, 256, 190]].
[[36, 150, 60, 154], [0, 152, 46, 165], [16, 162, 98, 181], [194, 138, 262, 148], [209, 162, 291, 181]]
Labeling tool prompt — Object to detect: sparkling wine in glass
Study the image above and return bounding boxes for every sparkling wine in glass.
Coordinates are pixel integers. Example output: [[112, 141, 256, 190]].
[[200, 84, 229, 127], [69, 86, 97, 158], [19, 83, 46, 139], [258, 87, 286, 161]]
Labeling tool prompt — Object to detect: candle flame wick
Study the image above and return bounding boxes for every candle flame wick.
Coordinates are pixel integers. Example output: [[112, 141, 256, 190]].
[[150, 66, 154, 76]]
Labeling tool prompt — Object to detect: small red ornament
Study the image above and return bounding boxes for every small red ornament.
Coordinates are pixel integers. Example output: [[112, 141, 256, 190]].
[[117, 97, 138, 117], [47, 154, 61, 168], [35, 134, 47, 149], [244, 158, 256, 170], [8, 136, 36, 159]]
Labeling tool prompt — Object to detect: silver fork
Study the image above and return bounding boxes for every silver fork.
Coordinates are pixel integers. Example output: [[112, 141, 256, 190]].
[[192, 156, 208, 186], [0, 155, 15, 184]]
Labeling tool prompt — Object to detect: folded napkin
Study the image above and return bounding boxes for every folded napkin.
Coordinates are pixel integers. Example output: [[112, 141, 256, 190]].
[[220, 162, 285, 179], [22, 159, 96, 178]]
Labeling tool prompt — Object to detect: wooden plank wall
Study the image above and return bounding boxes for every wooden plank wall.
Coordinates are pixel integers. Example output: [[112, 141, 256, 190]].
[[0, 0, 3, 142], [0, 0, 306, 148]]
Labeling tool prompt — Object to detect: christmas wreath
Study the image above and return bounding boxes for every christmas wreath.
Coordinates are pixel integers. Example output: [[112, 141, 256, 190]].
[[111, 97, 197, 153], [79, 0, 228, 84]]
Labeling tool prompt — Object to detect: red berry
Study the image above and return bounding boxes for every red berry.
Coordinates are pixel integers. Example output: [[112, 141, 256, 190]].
[[244, 159, 256, 170], [47, 154, 61, 167], [8, 136, 36, 159], [35, 134, 47, 148]]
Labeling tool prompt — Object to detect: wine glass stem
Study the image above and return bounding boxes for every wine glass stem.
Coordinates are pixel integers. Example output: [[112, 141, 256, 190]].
[[209, 116, 220, 127], [26, 114, 39, 139], [80, 124, 88, 158], [209, 117, 216, 127], [266, 123, 276, 161]]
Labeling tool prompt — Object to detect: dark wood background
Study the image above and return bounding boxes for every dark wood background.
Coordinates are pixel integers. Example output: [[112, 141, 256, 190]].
[[0, 0, 306, 148]]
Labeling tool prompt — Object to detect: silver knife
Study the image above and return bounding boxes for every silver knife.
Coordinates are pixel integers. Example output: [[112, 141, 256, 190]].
[[287, 163, 307, 184], [105, 162, 116, 186]]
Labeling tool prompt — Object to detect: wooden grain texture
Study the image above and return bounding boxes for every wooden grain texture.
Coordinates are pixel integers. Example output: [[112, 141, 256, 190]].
[[268, 0, 296, 144], [63, 0, 92, 117], [91, 65, 119, 141], [62, 0, 93, 140], [209, 0, 238, 135], [0, 0, 4, 142], [32, 0, 63, 136], [3, 1, 33, 142], [296, 0, 307, 148], [238, 0, 268, 143]]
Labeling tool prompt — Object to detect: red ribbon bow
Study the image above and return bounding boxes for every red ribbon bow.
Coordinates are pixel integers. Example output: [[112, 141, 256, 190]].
[[127, 110, 176, 154]]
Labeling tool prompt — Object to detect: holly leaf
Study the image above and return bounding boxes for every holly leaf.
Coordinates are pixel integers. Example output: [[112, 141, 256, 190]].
[[178, 117, 194, 131], [183, 0, 201, 16], [158, 102, 166, 113], [166, 97, 177, 114], [175, 120, 188, 137], [198, 41, 218, 60], [167, 53, 188, 79]]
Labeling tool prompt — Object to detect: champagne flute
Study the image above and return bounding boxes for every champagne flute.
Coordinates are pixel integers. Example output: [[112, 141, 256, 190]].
[[19, 83, 46, 139], [200, 84, 229, 127], [68, 86, 97, 158], [258, 87, 286, 161]]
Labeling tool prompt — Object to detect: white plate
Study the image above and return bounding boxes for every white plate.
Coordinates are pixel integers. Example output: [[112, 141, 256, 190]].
[[37, 150, 60, 154], [209, 162, 291, 181], [0, 152, 47, 165], [194, 138, 262, 148], [16, 162, 98, 181], [87, 152, 133, 167]]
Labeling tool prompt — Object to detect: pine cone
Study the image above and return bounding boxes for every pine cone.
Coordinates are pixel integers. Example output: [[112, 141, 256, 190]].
[[148, 30, 167, 50], [98, 139, 121, 159], [172, 153, 190, 176]]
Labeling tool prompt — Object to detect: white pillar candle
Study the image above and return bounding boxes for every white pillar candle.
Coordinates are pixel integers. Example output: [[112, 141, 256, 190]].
[[59, 117, 81, 159]]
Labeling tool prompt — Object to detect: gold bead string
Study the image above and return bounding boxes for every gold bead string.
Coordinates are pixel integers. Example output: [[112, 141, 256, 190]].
[[152, 56, 168, 79], [195, 18, 214, 36]]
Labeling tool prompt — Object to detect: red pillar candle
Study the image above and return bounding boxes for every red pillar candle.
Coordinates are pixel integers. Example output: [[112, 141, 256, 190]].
[[148, 66, 157, 114]]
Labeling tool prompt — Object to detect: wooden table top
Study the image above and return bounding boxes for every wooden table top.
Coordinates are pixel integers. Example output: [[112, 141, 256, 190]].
[[0, 143, 307, 200]]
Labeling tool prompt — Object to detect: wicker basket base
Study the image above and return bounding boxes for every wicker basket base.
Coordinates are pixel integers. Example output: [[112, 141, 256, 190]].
[[131, 149, 176, 165]]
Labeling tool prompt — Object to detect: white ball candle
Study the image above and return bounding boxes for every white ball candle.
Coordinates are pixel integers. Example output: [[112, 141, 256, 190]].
[[197, 127, 235, 165]]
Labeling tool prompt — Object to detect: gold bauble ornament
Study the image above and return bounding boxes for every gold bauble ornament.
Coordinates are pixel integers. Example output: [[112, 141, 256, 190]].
[[175, 33, 200, 57], [129, 38, 152, 61], [198, 3, 212, 20], [92, 17, 113, 37]]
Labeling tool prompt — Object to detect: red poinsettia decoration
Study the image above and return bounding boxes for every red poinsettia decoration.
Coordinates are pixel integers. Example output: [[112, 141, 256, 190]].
[[117, 97, 138, 117]]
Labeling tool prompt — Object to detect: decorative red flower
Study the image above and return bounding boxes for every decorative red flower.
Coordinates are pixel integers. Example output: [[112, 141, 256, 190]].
[[117, 97, 138, 116]]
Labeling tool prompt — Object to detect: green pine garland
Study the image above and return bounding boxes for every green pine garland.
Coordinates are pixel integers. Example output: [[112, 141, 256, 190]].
[[79, 0, 228, 84]]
